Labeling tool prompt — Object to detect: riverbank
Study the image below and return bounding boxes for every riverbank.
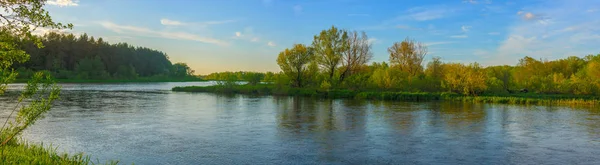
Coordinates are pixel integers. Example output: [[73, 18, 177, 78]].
[[0, 140, 118, 164], [14, 77, 205, 83], [172, 84, 600, 106]]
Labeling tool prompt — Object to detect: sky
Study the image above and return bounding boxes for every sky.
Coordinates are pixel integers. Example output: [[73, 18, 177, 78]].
[[42, 0, 600, 75]]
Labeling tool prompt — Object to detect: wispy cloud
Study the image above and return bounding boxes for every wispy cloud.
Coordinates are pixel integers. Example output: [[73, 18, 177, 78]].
[[267, 41, 276, 47], [160, 19, 184, 26], [462, 0, 492, 4], [406, 6, 457, 21], [461, 25, 471, 32], [488, 32, 500, 35], [160, 18, 236, 27], [99, 21, 228, 46], [47, 0, 79, 7], [425, 41, 455, 46], [367, 38, 378, 44], [450, 35, 468, 38], [251, 37, 259, 42], [396, 25, 423, 30], [488, 0, 600, 65], [235, 32, 242, 37]]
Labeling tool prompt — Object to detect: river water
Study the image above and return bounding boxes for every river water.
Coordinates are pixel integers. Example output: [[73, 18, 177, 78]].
[[1, 82, 599, 164]]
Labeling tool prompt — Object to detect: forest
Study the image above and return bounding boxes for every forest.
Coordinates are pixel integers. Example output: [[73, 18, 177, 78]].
[[10, 32, 197, 81], [190, 26, 600, 98]]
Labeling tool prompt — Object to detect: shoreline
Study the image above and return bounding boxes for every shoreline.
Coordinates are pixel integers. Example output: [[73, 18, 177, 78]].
[[13, 78, 207, 83], [172, 84, 600, 106]]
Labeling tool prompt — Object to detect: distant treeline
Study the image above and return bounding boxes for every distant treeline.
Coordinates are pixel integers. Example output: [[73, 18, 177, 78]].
[[205, 26, 600, 96], [11, 32, 196, 80]]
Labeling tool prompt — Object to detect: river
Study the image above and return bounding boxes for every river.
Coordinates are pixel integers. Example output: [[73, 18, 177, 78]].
[[1, 82, 599, 164]]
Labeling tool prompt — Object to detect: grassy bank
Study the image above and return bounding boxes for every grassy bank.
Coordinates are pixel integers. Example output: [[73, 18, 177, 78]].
[[0, 140, 118, 165], [172, 84, 600, 106], [14, 77, 205, 83]]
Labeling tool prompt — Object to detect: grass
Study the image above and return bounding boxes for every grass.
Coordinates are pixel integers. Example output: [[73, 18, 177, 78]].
[[0, 139, 119, 165], [172, 84, 600, 106]]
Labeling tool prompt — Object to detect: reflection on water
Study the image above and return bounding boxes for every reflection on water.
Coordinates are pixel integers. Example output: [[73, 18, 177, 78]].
[[1, 82, 599, 164]]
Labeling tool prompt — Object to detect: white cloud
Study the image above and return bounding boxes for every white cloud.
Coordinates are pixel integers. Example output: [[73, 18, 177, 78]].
[[367, 38, 378, 44], [450, 35, 468, 38], [99, 21, 228, 46], [251, 37, 259, 42], [406, 6, 455, 21], [160, 19, 184, 26], [47, 0, 78, 7], [160, 18, 235, 27], [425, 41, 455, 46], [489, 1, 600, 65], [235, 32, 242, 37], [587, 9, 597, 13], [293, 5, 303, 15], [396, 25, 423, 30], [267, 41, 276, 47], [488, 32, 500, 35], [461, 25, 471, 32]]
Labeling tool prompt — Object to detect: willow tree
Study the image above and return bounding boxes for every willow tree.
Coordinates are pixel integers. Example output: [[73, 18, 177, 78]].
[[1, 0, 71, 146], [388, 37, 428, 79], [340, 30, 372, 82], [277, 44, 314, 87], [312, 26, 348, 85]]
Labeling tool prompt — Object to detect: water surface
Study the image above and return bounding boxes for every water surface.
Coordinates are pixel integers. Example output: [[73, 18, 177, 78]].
[[1, 82, 599, 164]]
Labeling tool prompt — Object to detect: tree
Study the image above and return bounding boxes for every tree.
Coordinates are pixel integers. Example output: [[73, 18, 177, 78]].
[[244, 72, 263, 86], [1, 0, 69, 146], [388, 37, 427, 78], [277, 44, 314, 87], [75, 56, 109, 79], [312, 26, 348, 84], [442, 63, 487, 95], [340, 30, 372, 83], [171, 63, 194, 77]]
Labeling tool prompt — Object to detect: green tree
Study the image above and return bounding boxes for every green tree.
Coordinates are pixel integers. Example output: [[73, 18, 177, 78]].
[[74, 56, 109, 79], [171, 63, 194, 77], [312, 26, 348, 85], [277, 44, 314, 87], [340, 30, 372, 82], [388, 37, 428, 79]]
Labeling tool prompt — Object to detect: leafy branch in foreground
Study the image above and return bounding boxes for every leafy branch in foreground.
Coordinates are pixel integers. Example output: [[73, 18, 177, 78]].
[[1, 72, 60, 146]]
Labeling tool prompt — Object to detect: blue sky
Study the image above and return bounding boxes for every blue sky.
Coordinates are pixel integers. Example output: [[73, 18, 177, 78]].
[[43, 0, 600, 74]]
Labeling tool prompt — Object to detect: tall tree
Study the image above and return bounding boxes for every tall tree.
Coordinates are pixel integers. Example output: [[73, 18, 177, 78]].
[[312, 26, 348, 84], [388, 37, 428, 78], [340, 30, 372, 82], [277, 44, 314, 87]]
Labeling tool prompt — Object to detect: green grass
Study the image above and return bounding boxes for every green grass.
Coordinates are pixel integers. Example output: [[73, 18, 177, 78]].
[[173, 84, 600, 106], [0, 139, 119, 165]]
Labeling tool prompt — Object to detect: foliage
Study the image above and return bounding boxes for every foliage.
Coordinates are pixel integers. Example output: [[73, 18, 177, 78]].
[[340, 30, 372, 82], [0, 1, 119, 164], [276, 44, 314, 87], [12, 32, 196, 80], [312, 25, 348, 84], [388, 37, 427, 78]]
